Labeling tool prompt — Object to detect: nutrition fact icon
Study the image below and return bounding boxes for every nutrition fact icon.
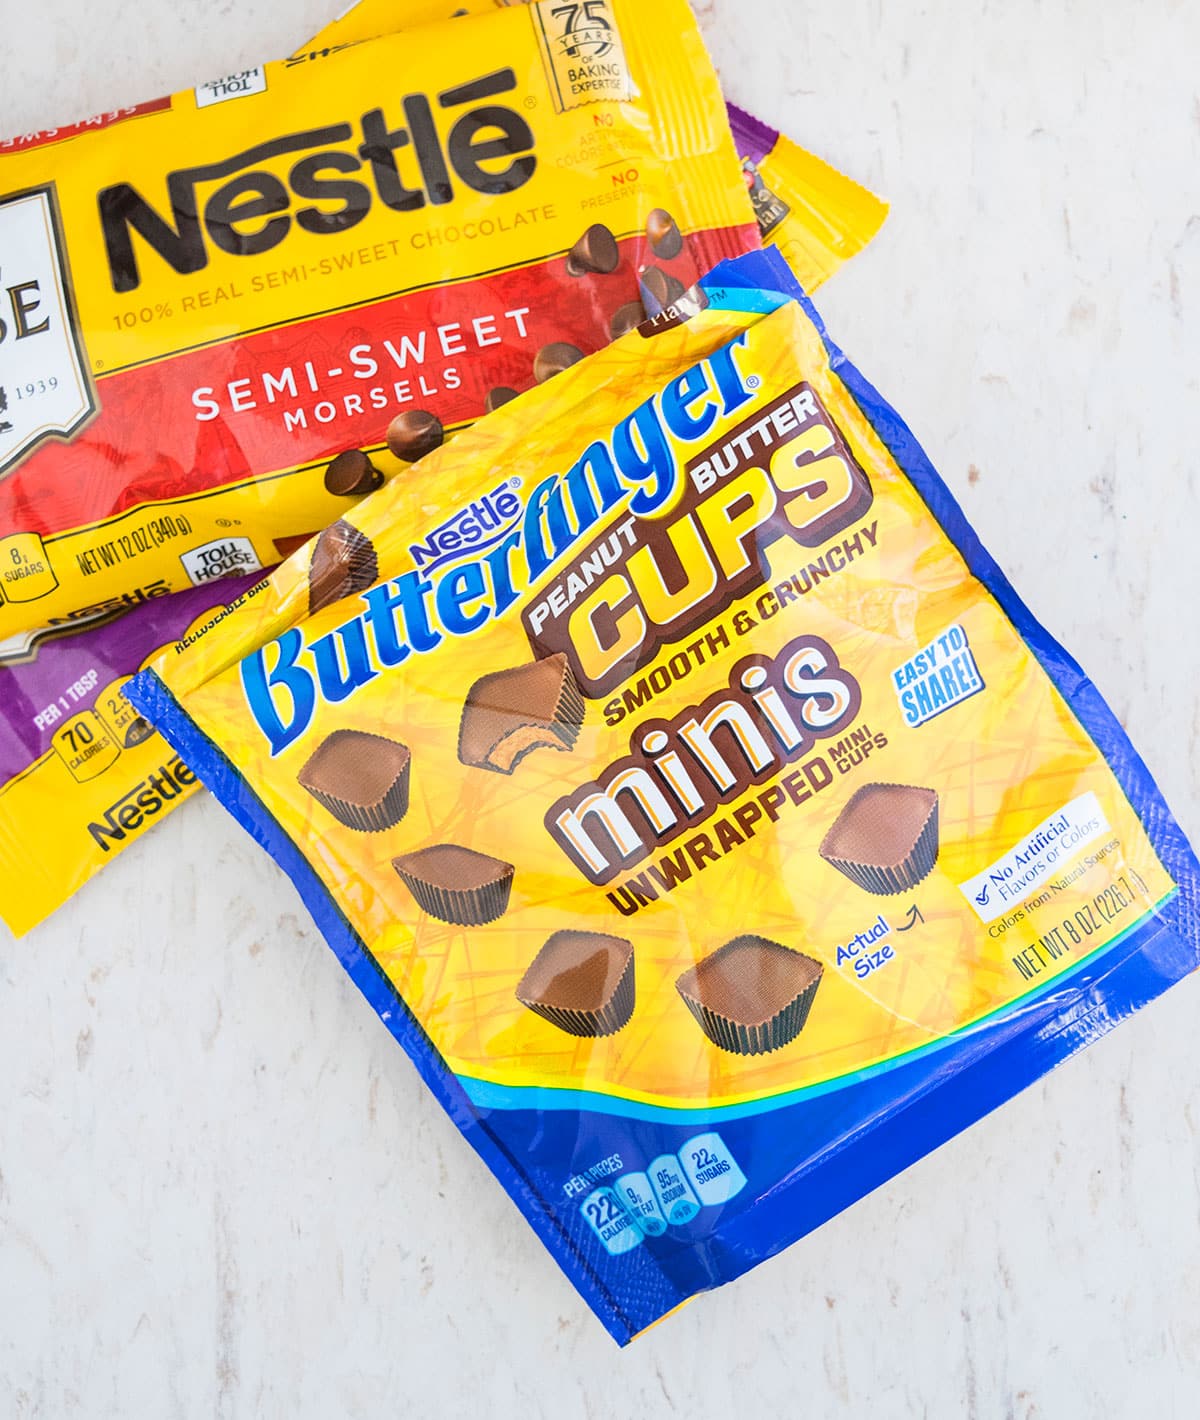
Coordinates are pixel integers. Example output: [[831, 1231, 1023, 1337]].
[[580, 1133, 747, 1256]]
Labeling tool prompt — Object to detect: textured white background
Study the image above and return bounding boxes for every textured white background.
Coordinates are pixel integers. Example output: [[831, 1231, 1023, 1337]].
[[3, 1, 1200, 1414]]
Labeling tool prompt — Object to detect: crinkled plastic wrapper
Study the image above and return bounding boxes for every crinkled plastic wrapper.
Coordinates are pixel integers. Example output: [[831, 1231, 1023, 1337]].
[[0, 0, 759, 643], [129, 250, 1200, 1342], [0, 572, 264, 935], [306, 0, 888, 288]]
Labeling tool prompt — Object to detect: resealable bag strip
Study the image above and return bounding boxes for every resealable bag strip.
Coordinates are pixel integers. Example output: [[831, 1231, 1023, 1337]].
[[127, 248, 1200, 1341]]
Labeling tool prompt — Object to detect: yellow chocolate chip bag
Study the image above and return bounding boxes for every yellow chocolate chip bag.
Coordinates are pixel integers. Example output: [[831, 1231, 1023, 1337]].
[[128, 250, 1200, 1342], [0, 0, 758, 646], [305, 0, 888, 288], [0, 573, 264, 936]]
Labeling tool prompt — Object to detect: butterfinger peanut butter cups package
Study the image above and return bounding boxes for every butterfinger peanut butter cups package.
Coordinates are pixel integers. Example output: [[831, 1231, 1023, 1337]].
[[306, 0, 888, 286], [128, 250, 1200, 1342], [0, 0, 758, 646]]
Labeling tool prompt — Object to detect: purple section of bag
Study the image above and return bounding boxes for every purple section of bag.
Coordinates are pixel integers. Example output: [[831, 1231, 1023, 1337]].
[[726, 100, 779, 166], [0, 574, 264, 784]]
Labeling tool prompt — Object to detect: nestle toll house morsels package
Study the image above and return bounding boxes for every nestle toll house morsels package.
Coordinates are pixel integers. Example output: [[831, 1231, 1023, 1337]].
[[0, 0, 758, 648]]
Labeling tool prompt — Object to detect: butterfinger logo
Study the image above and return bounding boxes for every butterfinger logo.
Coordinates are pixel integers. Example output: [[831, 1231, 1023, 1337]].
[[532, 0, 633, 111], [0, 186, 95, 479], [525, 381, 874, 697]]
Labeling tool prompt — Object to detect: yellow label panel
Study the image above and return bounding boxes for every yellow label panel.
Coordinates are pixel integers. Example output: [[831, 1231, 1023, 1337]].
[[307, 0, 889, 294], [144, 284, 1174, 1111]]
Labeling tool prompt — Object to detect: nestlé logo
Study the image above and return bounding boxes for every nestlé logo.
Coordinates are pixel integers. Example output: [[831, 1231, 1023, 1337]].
[[409, 478, 523, 576], [99, 67, 538, 293]]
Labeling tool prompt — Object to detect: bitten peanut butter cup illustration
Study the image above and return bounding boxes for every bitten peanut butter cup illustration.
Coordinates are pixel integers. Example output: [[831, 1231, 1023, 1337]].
[[676, 935, 823, 1055], [392, 844, 514, 926], [307, 520, 378, 616], [458, 654, 584, 774], [298, 729, 411, 832], [517, 930, 635, 1037], [820, 783, 940, 895]]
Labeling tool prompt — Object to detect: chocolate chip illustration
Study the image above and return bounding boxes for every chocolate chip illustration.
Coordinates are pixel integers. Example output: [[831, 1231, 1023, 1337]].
[[324, 449, 383, 497], [566, 223, 620, 275], [123, 716, 155, 748], [609, 300, 645, 339], [646, 208, 683, 259], [533, 342, 585, 383], [485, 386, 519, 413], [386, 410, 444, 461], [640, 266, 687, 313]]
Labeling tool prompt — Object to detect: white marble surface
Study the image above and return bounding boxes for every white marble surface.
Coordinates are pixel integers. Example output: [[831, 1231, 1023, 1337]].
[[3, 0, 1200, 1413]]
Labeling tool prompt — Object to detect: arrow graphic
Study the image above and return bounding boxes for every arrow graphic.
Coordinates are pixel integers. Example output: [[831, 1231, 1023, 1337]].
[[896, 904, 924, 932]]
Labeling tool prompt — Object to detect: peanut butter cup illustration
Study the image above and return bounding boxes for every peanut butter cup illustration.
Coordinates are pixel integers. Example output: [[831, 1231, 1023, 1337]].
[[517, 930, 635, 1037], [298, 729, 410, 832], [820, 783, 939, 895], [676, 935, 823, 1055], [307, 520, 378, 616], [392, 844, 514, 926], [458, 654, 584, 774]]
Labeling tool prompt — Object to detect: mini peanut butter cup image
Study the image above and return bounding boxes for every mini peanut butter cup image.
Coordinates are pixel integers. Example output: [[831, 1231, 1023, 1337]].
[[640, 266, 687, 314], [609, 300, 645, 340], [308, 519, 378, 616], [386, 409, 443, 461], [533, 341, 585, 383], [646, 208, 683, 260], [565, 222, 620, 275], [298, 729, 411, 832], [516, 930, 635, 1037], [392, 844, 514, 926], [458, 653, 584, 774], [820, 783, 940, 895], [323, 449, 383, 498], [676, 935, 823, 1056]]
